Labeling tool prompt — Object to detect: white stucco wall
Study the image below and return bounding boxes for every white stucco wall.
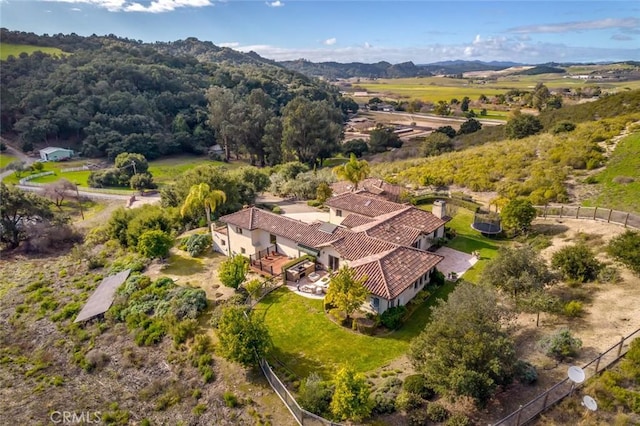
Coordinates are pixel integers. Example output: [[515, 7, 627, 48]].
[[212, 227, 229, 256], [227, 226, 258, 257], [328, 207, 346, 225]]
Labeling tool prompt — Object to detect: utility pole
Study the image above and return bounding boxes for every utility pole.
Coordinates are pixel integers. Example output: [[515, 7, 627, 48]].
[[75, 183, 84, 220], [131, 161, 137, 175]]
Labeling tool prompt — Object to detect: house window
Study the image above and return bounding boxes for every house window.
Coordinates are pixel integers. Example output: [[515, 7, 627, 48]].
[[270, 234, 277, 244], [328, 255, 340, 271], [241, 247, 246, 254], [389, 299, 395, 308], [336, 209, 342, 217], [413, 281, 418, 290], [221, 240, 226, 246], [371, 297, 380, 310], [412, 240, 420, 249], [236, 226, 243, 234]]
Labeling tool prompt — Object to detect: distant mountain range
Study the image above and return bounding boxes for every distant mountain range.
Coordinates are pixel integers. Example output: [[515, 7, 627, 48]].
[[277, 59, 525, 79]]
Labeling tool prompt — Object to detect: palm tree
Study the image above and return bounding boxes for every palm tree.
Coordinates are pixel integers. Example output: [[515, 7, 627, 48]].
[[333, 153, 370, 191], [181, 183, 226, 228]]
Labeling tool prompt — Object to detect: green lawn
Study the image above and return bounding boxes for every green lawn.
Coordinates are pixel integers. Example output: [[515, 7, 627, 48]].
[[0, 43, 68, 60], [147, 155, 235, 185], [254, 282, 455, 379], [425, 206, 503, 283], [585, 131, 640, 214], [0, 153, 16, 169]]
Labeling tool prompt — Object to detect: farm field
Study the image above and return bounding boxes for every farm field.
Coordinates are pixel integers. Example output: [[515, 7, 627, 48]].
[[0, 42, 68, 60], [353, 75, 640, 103]]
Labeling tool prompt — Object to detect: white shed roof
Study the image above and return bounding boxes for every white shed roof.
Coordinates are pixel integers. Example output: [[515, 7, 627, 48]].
[[40, 147, 73, 154]]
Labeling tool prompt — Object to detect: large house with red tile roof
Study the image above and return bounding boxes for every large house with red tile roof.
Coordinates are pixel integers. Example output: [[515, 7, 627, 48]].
[[214, 192, 448, 314], [330, 178, 406, 202]]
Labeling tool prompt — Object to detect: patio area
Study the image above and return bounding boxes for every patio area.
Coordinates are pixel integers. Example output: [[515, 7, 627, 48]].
[[285, 270, 331, 300], [435, 246, 479, 280]]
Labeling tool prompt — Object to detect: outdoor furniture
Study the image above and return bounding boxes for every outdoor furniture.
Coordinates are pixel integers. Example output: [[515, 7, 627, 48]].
[[308, 272, 321, 282]]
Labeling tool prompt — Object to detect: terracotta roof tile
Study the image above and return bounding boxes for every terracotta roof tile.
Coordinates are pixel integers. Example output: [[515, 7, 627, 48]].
[[331, 178, 405, 202], [351, 247, 443, 299], [325, 192, 407, 218], [329, 232, 397, 261], [339, 214, 375, 228]]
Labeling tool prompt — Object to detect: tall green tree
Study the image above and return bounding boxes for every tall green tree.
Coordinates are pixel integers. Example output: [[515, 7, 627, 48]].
[[180, 183, 226, 228], [215, 305, 270, 367], [0, 183, 55, 249], [218, 254, 249, 289], [282, 96, 342, 166], [330, 366, 372, 422], [505, 114, 543, 139], [606, 231, 640, 275], [482, 245, 554, 300], [551, 243, 601, 282], [409, 282, 516, 407], [501, 198, 537, 235], [325, 266, 369, 322], [114, 152, 149, 179], [332, 154, 370, 191], [518, 289, 561, 327]]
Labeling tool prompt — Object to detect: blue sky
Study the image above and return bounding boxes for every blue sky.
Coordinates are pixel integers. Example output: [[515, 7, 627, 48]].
[[1, 0, 639, 63]]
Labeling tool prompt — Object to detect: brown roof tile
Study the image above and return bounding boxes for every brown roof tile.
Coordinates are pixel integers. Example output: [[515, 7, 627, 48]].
[[325, 192, 407, 218], [351, 247, 443, 299], [329, 232, 398, 261], [331, 178, 406, 202], [339, 214, 375, 228]]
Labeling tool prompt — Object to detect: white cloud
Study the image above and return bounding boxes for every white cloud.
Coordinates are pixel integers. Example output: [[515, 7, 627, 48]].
[[219, 41, 239, 48], [323, 37, 337, 46], [472, 34, 481, 45], [508, 18, 640, 34], [41, 0, 212, 13], [71, 6, 81, 10], [265, 0, 283, 7], [364, 42, 372, 49]]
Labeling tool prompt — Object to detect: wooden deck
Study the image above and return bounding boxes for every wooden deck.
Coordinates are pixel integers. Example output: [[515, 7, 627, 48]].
[[251, 253, 290, 276]]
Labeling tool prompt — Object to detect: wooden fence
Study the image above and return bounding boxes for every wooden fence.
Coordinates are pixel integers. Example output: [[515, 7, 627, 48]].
[[492, 327, 640, 426], [534, 205, 640, 229]]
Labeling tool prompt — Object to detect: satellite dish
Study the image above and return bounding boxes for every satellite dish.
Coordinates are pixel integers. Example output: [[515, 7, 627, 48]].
[[568, 366, 586, 384], [582, 395, 598, 411]]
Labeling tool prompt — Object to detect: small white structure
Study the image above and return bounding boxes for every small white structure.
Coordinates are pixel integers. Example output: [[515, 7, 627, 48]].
[[39, 147, 74, 162]]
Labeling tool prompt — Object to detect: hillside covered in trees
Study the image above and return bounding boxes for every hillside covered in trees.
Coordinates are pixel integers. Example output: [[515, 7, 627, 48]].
[[0, 29, 353, 166]]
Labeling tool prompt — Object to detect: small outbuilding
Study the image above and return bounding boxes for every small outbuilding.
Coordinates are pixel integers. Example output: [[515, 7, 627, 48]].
[[40, 147, 74, 162]]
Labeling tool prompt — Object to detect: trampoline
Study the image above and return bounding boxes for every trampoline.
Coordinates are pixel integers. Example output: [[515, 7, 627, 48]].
[[471, 210, 502, 235]]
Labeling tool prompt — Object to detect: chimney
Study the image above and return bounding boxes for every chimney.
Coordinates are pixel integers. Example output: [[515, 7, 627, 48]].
[[432, 200, 446, 219]]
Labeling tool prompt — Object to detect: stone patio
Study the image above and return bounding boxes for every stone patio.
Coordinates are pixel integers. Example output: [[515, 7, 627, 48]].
[[435, 246, 479, 279]]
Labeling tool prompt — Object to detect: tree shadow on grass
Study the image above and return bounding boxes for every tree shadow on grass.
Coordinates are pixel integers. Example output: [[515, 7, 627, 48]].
[[161, 254, 203, 276]]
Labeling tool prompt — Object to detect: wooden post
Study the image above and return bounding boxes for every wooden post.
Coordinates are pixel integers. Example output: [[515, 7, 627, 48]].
[[560, 206, 563, 218], [624, 213, 630, 227], [617, 336, 625, 357], [595, 353, 602, 374], [608, 209, 613, 223], [593, 206, 597, 220], [576, 206, 580, 219], [542, 391, 549, 409], [515, 405, 523, 426]]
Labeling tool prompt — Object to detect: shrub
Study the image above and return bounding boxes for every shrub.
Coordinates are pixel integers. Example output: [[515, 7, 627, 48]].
[[426, 402, 450, 422], [552, 121, 576, 134], [298, 372, 333, 416], [446, 413, 471, 426], [403, 374, 435, 399], [430, 268, 445, 287], [513, 360, 538, 385], [271, 206, 282, 214], [223, 391, 239, 408], [380, 306, 407, 329], [185, 234, 212, 257], [371, 377, 402, 415], [551, 243, 601, 282], [607, 231, 640, 275], [598, 266, 621, 283], [396, 390, 423, 412], [539, 329, 582, 360], [563, 300, 584, 317], [307, 199, 323, 207]]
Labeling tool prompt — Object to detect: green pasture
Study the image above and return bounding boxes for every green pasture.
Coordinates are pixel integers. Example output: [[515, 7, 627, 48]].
[[0, 43, 68, 60], [0, 153, 16, 169], [585, 131, 640, 214], [147, 155, 236, 185], [354, 75, 640, 103], [255, 282, 455, 378]]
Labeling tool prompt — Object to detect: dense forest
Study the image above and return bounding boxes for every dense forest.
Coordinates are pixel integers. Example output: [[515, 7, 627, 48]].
[[0, 29, 356, 166]]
